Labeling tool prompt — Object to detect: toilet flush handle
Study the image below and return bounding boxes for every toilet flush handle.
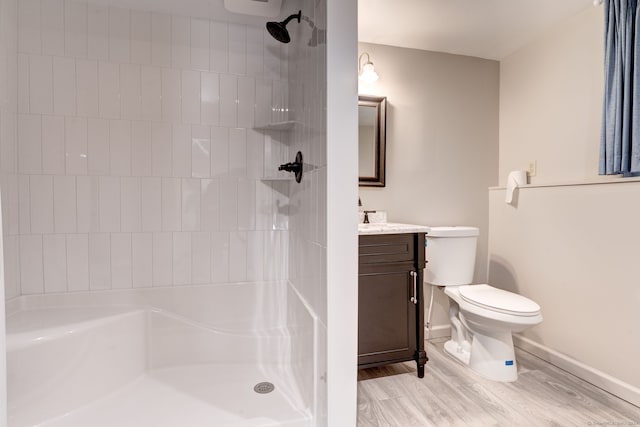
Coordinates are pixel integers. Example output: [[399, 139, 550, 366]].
[[410, 271, 418, 304]]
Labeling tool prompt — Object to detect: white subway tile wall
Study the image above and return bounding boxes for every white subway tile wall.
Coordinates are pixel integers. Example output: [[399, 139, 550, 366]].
[[42, 0, 65, 56], [280, 1, 329, 421], [43, 233, 67, 292], [3, 1, 292, 297], [66, 233, 89, 291], [42, 115, 66, 175], [87, 3, 108, 61]]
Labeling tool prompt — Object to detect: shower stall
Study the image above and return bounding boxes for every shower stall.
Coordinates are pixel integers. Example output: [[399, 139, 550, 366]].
[[0, 0, 358, 425]]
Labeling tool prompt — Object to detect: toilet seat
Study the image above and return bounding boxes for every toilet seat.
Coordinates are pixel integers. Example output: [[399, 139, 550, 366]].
[[458, 284, 541, 317]]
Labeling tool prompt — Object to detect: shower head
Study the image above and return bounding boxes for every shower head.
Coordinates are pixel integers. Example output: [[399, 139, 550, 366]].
[[266, 10, 301, 43]]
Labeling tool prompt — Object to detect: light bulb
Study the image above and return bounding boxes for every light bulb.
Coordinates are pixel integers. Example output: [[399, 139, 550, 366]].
[[359, 62, 379, 84]]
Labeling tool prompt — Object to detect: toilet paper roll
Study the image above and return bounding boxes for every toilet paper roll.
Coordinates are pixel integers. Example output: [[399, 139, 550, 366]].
[[505, 170, 527, 204]]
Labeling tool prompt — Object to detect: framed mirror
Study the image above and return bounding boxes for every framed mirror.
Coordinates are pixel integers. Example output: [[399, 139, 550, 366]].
[[358, 95, 387, 187]]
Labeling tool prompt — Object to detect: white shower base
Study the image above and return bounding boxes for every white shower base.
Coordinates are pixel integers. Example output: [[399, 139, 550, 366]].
[[39, 364, 306, 427], [5, 284, 313, 427]]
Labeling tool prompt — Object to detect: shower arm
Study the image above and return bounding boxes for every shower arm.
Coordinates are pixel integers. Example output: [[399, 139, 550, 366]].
[[281, 11, 301, 26]]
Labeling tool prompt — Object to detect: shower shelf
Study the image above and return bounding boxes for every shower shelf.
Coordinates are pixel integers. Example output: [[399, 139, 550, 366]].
[[253, 121, 297, 131], [260, 175, 294, 182]]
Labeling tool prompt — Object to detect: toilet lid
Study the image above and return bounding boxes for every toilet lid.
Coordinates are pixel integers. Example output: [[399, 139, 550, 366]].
[[459, 284, 541, 316]]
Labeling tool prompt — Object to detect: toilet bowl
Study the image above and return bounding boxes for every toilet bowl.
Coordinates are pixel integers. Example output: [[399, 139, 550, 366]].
[[425, 226, 542, 382]]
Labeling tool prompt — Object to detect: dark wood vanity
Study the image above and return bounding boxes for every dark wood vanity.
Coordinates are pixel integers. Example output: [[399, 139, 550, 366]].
[[358, 231, 428, 377]]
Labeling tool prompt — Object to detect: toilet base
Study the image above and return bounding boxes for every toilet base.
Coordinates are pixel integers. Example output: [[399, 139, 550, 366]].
[[444, 331, 518, 382], [444, 339, 471, 366]]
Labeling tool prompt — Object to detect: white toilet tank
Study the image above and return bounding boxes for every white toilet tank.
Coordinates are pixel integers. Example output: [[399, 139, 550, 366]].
[[424, 226, 479, 286]]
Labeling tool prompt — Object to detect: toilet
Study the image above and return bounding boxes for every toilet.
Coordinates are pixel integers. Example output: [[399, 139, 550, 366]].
[[424, 226, 542, 382]]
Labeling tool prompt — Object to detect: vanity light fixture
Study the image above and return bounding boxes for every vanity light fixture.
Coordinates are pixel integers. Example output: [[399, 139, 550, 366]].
[[358, 52, 379, 84]]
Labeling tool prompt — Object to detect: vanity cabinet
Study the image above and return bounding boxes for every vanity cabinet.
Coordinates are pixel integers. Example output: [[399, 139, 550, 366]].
[[358, 232, 428, 377]]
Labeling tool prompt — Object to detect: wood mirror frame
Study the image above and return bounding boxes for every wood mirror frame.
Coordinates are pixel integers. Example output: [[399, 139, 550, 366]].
[[358, 95, 387, 187]]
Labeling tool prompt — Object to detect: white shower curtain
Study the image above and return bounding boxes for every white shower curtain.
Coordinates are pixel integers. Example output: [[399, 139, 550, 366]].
[[600, 0, 640, 175]]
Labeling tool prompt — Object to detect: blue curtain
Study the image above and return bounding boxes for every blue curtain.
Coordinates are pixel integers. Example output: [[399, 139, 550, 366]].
[[600, 0, 640, 175]]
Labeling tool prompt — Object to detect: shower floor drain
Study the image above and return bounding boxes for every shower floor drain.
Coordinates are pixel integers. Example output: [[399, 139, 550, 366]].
[[253, 382, 275, 394]]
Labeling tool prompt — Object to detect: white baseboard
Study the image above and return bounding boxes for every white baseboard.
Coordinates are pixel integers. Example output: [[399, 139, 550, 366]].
[[425, 327, 640, 407], [425, 324, 450, 340], [514, 334, 640, 407]]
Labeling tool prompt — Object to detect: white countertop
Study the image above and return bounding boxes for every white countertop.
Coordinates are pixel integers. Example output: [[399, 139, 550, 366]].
[[358, 222, 431, 235]]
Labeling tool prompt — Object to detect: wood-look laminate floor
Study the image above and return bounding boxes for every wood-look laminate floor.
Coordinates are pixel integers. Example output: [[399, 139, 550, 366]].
[[357, 338, 640, 427]]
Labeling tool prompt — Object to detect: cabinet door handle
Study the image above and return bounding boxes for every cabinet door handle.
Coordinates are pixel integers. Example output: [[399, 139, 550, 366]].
[[410, 271, 418, 304]]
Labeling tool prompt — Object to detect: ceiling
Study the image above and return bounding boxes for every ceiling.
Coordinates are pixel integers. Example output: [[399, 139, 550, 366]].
[[358, 0, 596, 60]]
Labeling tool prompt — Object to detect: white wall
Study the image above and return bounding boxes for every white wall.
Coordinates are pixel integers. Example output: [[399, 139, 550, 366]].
[[499, 5, 604, 184], [493, 5, 640, 405], [326, 0, 358, 423], [489, 183, 640, 404], [286, 0, 331, 421], [7, 0, 291, 298], [0, 0, 18, 307], [286, 0, 358, 423], [0, 0, 17, 421], [357, 42, 499, 329]]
